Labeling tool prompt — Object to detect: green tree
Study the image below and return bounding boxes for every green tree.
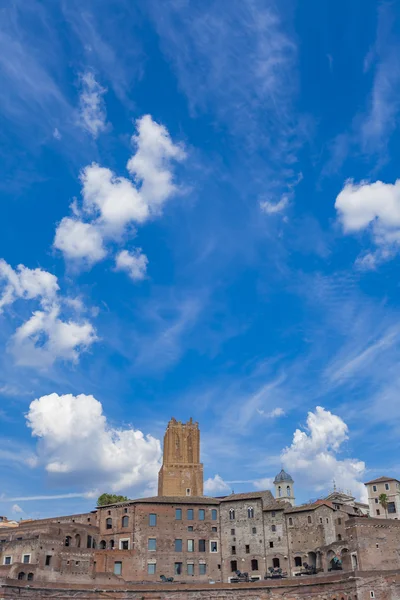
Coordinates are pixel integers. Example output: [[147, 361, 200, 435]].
[[97, 493, 129, 507], [379, 493, 388, 518]]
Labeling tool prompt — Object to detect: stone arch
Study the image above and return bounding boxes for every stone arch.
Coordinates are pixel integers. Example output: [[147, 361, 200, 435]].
[[17, 572, 25, 580], [109, 539, 115, 549], [99, 540, 106, 549], [27, 573, 34, 581], [272, 557, 280, 569], [75, 533, 81, 548], [65, 535, 72, 547], [308, 551, 317, 568]]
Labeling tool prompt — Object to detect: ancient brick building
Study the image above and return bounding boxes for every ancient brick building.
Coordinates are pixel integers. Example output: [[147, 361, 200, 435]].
[[1, 417, 400, 599]]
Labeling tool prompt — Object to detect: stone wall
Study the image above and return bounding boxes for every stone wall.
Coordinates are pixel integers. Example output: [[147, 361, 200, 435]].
[[348, 518, 400, 571], [1, 571, 400, 600]]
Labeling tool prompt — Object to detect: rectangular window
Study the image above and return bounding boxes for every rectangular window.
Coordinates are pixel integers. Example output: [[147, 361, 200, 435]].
[[252, 527, 257, 534], [272, 511, 276, 517], [319, 517, 323, 523], [231, 559, 238, 572], [23, 555, 30, 564], [4, 556, 12, 565], [373, 485, 377, 492], [385, 483, 390, 490], [376, 509, 380, 515], [210, 540, 218, 553], [245, 544, 250, 554], [231, 528, 235, 535], [199, 563, 207, 575], [338, 518, 342, 525], [175, 508, 182, 520], [187, 509, 194, 520], [269, 541, 274, 548], [231, 545, 236, 554], [147, 563, 156, 575], [175, 539, 182, 552], [187, 539, 194, 552], [187, 563, 194, 575], [199, 539, 206, 552], [375, 498, 378, 503], [211, 509, 217, 520], [149, 513, 157, 526], [388, 502, 397, 514], [119, 539, 130, 550], [174, 562, 182, 575], [188, 526, 194, 531], [294, 556, 302, 567], [212, 526, 218, 532], [45, 555, 51, 566], [148, 538, 156, 551], [271, 524, 276, 532], [198, 509, 205, 520], [114, 561, 122, 576]]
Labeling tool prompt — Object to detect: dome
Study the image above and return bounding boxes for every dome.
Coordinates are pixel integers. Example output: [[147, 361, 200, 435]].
[[273, 469, 294, 484]]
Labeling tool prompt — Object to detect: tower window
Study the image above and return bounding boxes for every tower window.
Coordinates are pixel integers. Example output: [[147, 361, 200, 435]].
[[247, 507, 254, 518], [287, 486, 291, 497], [229, 509, 235, 520]]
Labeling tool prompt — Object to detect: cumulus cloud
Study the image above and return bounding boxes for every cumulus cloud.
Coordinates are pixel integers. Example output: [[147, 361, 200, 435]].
[[26, 393, 162, 493], [10, 305, 97, 368], [115, 249, 148, 281], [335, 179, 400, 267], [281, 406, 366, 501], [78, 72, 108, 138], [0, 260, 59, 312], [11, 504, 23, 514], [253, 477, 274, 490], [54, 115, 185, 270], [53, 217, 107, 265], [204, 474, 231, 496]]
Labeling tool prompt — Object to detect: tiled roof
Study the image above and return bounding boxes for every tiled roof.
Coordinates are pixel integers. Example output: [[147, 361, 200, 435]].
[[97, 496, 220, 508], [364, 476, 400, 485], [284, 500, 335, 514], [219, 490, 274, 503]]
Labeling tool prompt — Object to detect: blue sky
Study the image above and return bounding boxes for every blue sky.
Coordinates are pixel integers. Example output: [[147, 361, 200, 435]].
[[1, 0, 400, 520]]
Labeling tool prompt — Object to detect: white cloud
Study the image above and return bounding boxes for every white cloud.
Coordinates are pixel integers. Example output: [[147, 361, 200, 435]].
[[204, 474, 231, 496], [256, 407, 285, 418], [78, 71, 108, 138], [127, 114, 186, 212], [281, 406, 366, 502], [26, 393, 162, 493], [54, 115, 185, 267], [11, 504, 23, 514], [0, 260, 59, 312], [335, 179, 400, 267], [53, 217, 107, 265], [80, 163, 149, 234], [53, 128, 61, 140], [10, 305, 97, 368], [260, 195, 289, 215], [115, 249, 148, 281], [252, 477, 274, 490]]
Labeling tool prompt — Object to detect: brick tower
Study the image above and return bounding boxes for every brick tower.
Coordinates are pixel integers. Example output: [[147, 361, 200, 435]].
[[158, 418, 204, 497]]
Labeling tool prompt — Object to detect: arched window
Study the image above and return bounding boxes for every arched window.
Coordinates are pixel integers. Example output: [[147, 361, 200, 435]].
[[247, 507, 254, 519], [288, 517, 293, 525], [337, 534, 342, 541], [75, 534, 81, 548], [272, 557, 280, 568], [18, 572, 25, 580], [278, 486, 282, 497], [87, 535, 92, 548], [307, 516, 312, 523], [251, 559, 258, 571], [100, 540, 106, 549], [271, 524, 276, 532], [109, 539, 115, 549], [92, 539, 96, 549], [122, 516, 129, 527], [27, 573, 34, 581], [229, 509, 235, 520], [287, 486, 291, 497], [106, 518, 112, 529], [65, 535, 72, 547]]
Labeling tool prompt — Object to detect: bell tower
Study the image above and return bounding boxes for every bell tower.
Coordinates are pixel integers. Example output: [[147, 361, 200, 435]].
[[158, 418, 204, 497]]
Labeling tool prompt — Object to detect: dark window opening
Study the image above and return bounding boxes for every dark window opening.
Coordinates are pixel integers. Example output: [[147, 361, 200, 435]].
[[294, 557, 302, 567], [106, 518, 112, 529], [121, 540, 129, 550], [231, 528, 235, 535], [307, 516, 312, 523], [212, 526, 218, 532], [65, 535, 72, 547], [229, 509, 235, 520], [109, 540, 115, 549], [289, 517, 293, 525], [230, 560, 237, 572], [199, 539, 206, 552], [252, 527, 257, 534], [87, 535, 92, 548], [231, 545, 236, 554], [245, 544, 250, 554], [45, 555, 52, 566], [18, 572, 25, 580], [273, 558, 280, 568], [122, 515, 129, 527], [388, 502, 397, 514], [269, 541, 274, 548], [247, 507, 254, 518], [27, 573, 34, 581], [251, 559, 258, 571], [174, 562, 182, 575], [100, 540, 106, 549]]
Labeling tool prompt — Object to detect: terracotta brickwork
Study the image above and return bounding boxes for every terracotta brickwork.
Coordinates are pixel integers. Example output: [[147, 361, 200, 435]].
[[158, 418, 203, 497]]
